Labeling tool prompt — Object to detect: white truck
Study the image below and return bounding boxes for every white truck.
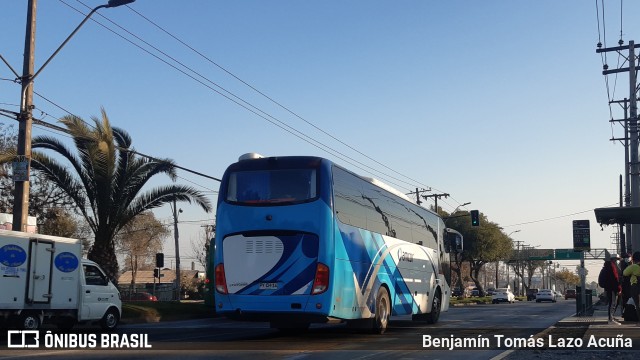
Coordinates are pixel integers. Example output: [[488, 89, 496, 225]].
[[0, 229, 121, 330]]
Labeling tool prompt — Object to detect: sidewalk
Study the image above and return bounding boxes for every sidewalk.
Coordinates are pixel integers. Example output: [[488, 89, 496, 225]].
[[499, 304, 640, 360], [559, 303, 639, 328]]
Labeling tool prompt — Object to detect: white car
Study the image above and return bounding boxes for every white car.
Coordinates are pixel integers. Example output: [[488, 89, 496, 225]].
[[536, 289, 557, 303], [492, 288, 515, 303]]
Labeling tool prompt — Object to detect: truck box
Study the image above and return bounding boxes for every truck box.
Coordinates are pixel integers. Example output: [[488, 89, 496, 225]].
[[0, 229, 121, 330]]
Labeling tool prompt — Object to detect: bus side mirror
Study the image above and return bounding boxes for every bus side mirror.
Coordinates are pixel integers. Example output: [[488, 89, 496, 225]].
[[445, 228, 464, 253]]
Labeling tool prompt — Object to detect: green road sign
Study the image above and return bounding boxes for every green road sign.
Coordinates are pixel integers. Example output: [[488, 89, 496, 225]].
[[555, 248, 582, 260], [527, 248, 554, 260]]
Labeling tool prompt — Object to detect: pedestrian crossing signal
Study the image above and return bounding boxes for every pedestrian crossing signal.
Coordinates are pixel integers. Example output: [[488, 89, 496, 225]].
[[470, 210, 480, 226]]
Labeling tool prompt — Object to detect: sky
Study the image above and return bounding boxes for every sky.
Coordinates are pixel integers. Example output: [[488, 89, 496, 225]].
[[0, 1, 635, 283]]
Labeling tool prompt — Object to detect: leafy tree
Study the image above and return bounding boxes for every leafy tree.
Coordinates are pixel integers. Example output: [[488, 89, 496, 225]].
[[40, 207, 81, 237], [0, 110, 213, 282], [554, 267, 580, 291], [520, 260, 546, 290], [444, 210, 512, 294], [190, 223, 215, 269], [116, 211, 169, 291]]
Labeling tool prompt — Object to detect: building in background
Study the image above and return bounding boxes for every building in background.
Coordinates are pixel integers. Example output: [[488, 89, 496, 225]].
[[0, 213, 37, 233]]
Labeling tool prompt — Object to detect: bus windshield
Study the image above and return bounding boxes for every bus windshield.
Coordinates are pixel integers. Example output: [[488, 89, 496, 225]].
[[226, 169, 318, 205]]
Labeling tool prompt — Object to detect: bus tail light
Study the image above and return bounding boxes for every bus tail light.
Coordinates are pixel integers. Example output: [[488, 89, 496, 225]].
[[215, 263, 228, 294], [312, 263, 329, 295]]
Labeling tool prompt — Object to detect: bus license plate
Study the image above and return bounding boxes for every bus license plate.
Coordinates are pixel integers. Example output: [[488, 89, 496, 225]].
[[260, 282, 279, 290]]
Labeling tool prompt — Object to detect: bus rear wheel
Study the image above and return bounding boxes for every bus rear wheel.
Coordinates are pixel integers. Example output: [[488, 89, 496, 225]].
[[425, 290, 441, 324], [373, 287, 390, 334]]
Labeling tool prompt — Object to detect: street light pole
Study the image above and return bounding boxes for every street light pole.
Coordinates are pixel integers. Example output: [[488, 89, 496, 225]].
[[11, 0, 134, 232]]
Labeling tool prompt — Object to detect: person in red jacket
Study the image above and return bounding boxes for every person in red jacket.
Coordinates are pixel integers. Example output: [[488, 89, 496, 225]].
[[601, 253, 622, 325]]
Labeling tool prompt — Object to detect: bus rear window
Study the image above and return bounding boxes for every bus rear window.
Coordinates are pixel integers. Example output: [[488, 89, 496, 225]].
[[226, 169, 317, 205]]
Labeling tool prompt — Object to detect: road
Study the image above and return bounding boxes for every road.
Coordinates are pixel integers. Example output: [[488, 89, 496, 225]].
[[0, 300, 581, 359]]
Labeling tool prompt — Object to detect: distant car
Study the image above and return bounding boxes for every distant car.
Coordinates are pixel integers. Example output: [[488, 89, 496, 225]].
[[535, 289, 556, 303], [470, 288, 486, 297], [492, 288, 515, 304], [554, 291, 564, 300], [452, 288, 463, 297], [486, 288, 496, 296], [128, 292, 158, 301]]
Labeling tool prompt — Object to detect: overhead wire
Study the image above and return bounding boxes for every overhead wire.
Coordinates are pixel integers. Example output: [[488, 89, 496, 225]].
[[61, 0, 421, 197], [65, 0, 467, 210], [122, 3, 442, 200], [503, 202, 618, 228], [0, 5, 622, 227]]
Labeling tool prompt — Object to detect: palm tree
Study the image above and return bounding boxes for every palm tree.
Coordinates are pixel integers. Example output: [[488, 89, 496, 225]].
[[1, 109, 213, 281]]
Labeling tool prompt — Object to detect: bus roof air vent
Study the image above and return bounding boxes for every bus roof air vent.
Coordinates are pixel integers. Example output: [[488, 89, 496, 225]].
[[238, 153, 265, 161]]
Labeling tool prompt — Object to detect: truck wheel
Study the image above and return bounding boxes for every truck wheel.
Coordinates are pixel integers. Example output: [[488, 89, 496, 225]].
[[100, 308, 119, 331], [19, 312, 40, 330], [372, 287, 390, 334]]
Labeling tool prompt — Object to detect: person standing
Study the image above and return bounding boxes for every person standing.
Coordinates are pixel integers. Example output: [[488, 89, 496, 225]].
[[600, 253, 622, 325], [620, 253, 632, 317], [623, 251, 640, 326]]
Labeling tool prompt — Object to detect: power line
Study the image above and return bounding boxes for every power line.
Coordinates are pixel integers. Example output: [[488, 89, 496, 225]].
[[62, 0, 461, 208], [122, 3, 441, 198], [2, 1, 464, 212], [503, 202, 618, 228]]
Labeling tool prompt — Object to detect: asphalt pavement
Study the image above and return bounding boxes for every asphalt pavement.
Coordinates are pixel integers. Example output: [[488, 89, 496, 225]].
[[496, 301, 640, 360]]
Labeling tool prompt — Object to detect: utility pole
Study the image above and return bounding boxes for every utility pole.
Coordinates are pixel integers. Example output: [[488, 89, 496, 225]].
[[597, 41, 640, 253], [609, 99, 631, 254], [172, 198, 181, 300], [10, 0, 134, 231], [12, 0, 37, 232], [406, 188, 430, 205], [513, 240, 524, 296], [421, 192, 449, 213]]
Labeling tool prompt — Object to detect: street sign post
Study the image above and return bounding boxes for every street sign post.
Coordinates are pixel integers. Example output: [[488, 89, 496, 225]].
[[572, 220, 591, 251]]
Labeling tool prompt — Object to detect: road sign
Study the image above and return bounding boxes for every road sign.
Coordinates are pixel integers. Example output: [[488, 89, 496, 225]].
[[555, 248, 582, 260], [12, 160, 29, 182], [572, 220, 590, 251], [526, 248, 554, 260]]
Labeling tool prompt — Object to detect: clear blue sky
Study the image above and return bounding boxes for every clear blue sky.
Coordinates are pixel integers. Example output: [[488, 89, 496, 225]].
[[0, 1, 635, 281]]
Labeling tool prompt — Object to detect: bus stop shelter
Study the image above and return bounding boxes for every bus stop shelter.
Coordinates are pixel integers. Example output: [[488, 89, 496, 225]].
[[594, 206, 640, 226], [594, 206, 640, 254]]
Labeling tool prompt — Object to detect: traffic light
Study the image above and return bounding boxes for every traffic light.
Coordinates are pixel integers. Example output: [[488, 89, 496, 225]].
[[470, 210, 480, 226], [156, 253, 164, 268], [153, 268, 160, 278]]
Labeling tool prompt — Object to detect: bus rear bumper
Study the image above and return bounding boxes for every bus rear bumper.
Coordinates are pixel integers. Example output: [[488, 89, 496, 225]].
[[221, 309, 333, 324], [216, 294, 333, 323]]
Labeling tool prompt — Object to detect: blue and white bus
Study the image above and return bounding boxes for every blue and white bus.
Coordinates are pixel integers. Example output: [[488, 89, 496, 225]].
[[213, 154, 463, 333]]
